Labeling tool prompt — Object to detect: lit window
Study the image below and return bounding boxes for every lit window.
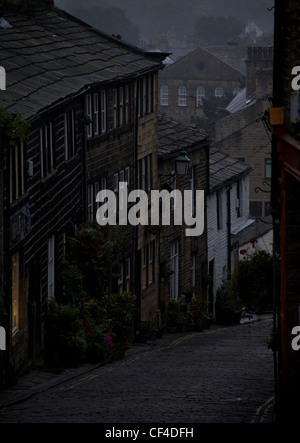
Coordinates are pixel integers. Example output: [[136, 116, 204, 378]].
[[12, 252, 20, 333]]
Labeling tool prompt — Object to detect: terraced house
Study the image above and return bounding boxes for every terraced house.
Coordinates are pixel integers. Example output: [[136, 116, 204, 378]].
[[0, 0, 166, 384]]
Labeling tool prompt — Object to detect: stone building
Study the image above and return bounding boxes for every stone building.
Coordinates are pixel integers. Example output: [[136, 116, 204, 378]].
[[157, 114, 209, 321], [158, 45, 246, 128], [0, 0, 166, 384], [207, 148, 253, 311], [214, 46, 273, 219]]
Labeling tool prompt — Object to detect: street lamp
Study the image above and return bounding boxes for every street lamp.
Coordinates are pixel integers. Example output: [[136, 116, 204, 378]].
[[174, 149, 190, 175]]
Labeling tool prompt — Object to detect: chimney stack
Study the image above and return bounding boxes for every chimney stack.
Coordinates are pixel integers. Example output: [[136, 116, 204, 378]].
[[245, 46, 273, 99]]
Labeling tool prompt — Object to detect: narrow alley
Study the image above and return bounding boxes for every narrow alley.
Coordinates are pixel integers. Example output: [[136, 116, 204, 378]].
[[0, 315, 275, 424]]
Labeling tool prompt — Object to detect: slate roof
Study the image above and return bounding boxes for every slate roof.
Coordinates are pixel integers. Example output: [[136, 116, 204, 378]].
[[0, 4, 166, 120], [225, 88, 256, 114], [209, 147, 252, 192], [157, 113, 208, 160]]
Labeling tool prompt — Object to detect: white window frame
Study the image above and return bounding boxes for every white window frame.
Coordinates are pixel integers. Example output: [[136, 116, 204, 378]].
[[160, 85, 169, 106], [196, 86, 205, 107], [215, 86, 224, 98], [178, 86, 187, 106]]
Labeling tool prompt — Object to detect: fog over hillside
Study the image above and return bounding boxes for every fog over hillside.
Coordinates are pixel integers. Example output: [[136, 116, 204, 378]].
[[54, 0, 274, 47]]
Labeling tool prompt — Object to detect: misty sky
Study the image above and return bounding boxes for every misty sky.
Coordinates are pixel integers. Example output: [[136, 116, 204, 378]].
[[54, 0, 274, 47]]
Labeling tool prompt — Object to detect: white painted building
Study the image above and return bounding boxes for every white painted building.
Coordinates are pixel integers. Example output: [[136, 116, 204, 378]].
[[207, 148, 254, 312]]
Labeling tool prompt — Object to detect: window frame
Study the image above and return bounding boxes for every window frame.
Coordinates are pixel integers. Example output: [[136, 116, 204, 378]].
[[178, 85, 187, 106]]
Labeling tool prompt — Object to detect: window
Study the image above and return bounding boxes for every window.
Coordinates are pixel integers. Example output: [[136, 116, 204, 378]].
[[85, 94, 92, 138], [196, 86, 205, 106], [119, 86, 124, 127], [118, 262, 124, 294], [10, 141, 25, 202], [142, 241, 155, 288], [48, 235, 55, 299], [113, 89, 118, 128], [178, 86, 187, 106], [12, 252, 20, 333], [236, 180, 242, 218], [65, 109, 75, 160], [215, 86, 224, 98], [40, 122, 54, 178], [217, 190, 223, 230], [87, 183, 94, 222], [170, 241, 179, 299], [125, 85, 130, 124], [118, 258, 131, 293], [93, 93, 99, 136], [101, 90, 107, 133], [265, 158, 272, 178], [250, 201, 262, 217], [233, 87, 241, 96], [138, 155, 152, 193], [160, 85, 169, 106]]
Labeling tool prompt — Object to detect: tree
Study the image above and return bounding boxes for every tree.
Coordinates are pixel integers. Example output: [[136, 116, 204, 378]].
[[194, 16, 245, 46], [72, 6, 140, 45]]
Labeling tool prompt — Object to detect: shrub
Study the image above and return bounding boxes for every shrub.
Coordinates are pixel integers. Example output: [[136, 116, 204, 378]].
[[230, 250, 275, 313], [102, 292, 136, 343]]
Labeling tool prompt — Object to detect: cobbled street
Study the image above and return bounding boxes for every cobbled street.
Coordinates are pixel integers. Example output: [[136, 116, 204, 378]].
[[0, 315, 275, 424]]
